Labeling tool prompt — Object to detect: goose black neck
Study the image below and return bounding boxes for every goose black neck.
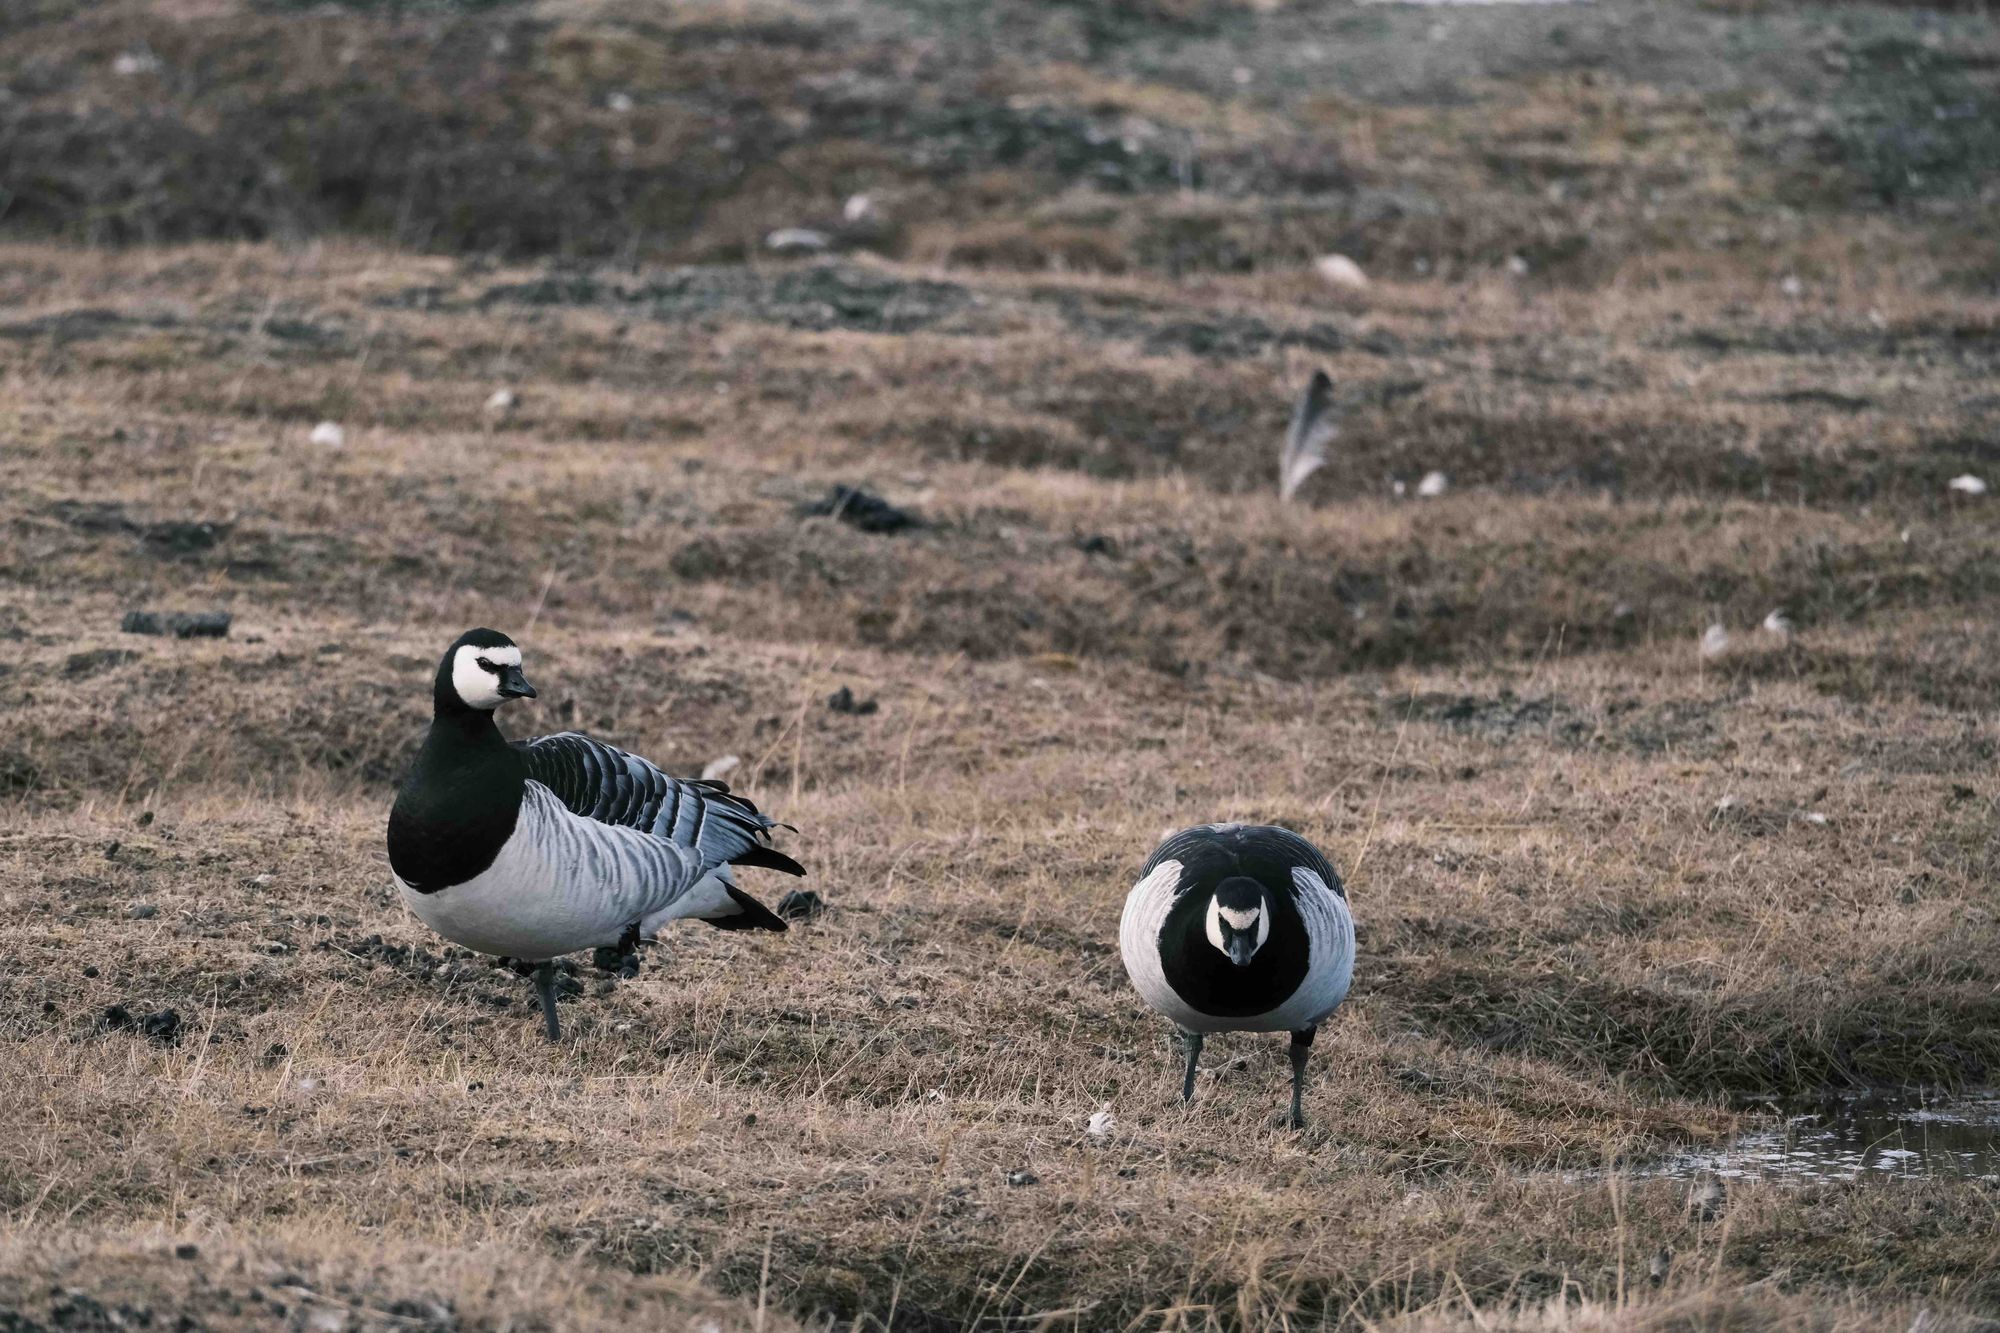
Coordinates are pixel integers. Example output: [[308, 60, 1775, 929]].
[[388, 706, 525, 893]]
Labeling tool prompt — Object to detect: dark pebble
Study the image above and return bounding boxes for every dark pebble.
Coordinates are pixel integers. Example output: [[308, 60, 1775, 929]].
[[827, 685, 879, 715], [129, 904, 156, 919], [121, 611, 232, 639], [174, 1244, 199, 1261], [775, 889, 825, 923], [799, 484, 918, 533]]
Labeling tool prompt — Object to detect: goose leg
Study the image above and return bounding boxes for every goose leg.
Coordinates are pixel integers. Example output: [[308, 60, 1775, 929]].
[[1287, 1027, 1316, 1130], [534, 960, 562, 1041], [1178, 1028, 1204, 1103]]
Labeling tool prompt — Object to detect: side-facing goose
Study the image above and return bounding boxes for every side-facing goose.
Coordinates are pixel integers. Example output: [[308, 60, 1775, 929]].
[[387, 629, 804, 1040], [1119, 824, 1354, 1128]]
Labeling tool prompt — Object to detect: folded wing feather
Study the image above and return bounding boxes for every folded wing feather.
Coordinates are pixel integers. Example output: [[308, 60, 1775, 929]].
[[513, 731, 802, 875]]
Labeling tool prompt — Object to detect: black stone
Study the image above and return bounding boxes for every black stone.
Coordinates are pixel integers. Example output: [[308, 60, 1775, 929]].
[[799, 485, 918, 533], [775, 889, 825, 922]]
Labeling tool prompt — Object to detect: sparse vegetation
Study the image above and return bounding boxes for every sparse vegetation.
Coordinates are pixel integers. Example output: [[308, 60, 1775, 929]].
[[3, 0, 1999, 1328]]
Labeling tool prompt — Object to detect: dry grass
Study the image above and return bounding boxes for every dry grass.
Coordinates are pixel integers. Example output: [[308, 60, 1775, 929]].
[[4, 0, 2000, 1327]]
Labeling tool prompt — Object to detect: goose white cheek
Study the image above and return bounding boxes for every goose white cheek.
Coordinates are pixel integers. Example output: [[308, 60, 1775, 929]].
[[451, 645, 521, 711], [1205, 898, 1269, 958]]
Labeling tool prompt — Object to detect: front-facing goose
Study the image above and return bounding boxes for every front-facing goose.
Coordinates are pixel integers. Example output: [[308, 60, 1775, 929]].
[[1119, 824, 1354, 1128], [387, 629, 804, 1040]]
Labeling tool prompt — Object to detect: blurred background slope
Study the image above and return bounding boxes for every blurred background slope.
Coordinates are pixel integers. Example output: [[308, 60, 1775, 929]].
[[4, 0, 1996, 283]]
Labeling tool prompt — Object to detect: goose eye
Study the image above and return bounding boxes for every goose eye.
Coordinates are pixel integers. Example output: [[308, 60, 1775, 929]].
[[475, 657, 499, 673]]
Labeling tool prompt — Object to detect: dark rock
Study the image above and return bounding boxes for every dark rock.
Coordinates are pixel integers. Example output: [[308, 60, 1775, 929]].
[[99, 1004, 179, 1044], [775, 889, 825, 923], [1075, 533, 1118, 555], [64, 648, 139, 678], [800, 485, 918, 533], [174, 1243, 199, 1261], [122, 611, 233, 639], [129, 904, 157, 920], [140, 519, 231, 558], [826, 685, 879, 715]]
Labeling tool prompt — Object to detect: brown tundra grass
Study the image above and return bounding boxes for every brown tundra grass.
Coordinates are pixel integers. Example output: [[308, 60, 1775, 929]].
[[3, 0, 2000, 1327]]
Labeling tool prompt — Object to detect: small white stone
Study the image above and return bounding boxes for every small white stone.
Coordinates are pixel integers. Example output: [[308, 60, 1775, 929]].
[[843, 194, 876, 223], [1801, 811, 1829, 825], [1713, 794, 1742, 815], [1416, 470, 1449, 498], [1779, 274, 1804, 298], [1505, 254, 1530, 276], [701, 754, 740, 782], [1313, 254, 1370, 291], [485, 387, 518, 414], [607, 91, 635, 113], [1948, 474, 1987, 496], [1700, 623, 1730, 659], [766, 228, 831, 253], [112, 51, 160, 76], [309, 421, 345, 449], [1761, 609, 1793, 639]]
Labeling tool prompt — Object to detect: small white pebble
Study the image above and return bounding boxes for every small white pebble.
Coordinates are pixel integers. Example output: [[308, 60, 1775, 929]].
[[1713, 794, 1742, 815], [1313, 254, 1369, 292], [1779, 274, 1804, 298], [1761, 609, 1793, 639], [112, 51, 160, 76], [1948, 474, 1987, 496], [1505, 254, 1530, 277], [606, 91, 634, 113], [308, 421, 345, 449], [843, 194, 876, 223], [765, 227, 830, 253], [1700, 623, 1730, 659], [1416, 470, 1449, 498], [1802, 811, 1829, 825], [485, 387, 518, 414]]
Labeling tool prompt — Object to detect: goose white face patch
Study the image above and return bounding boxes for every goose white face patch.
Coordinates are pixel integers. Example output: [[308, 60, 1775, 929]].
[[1205, 896, 1269, 957], [452, 644, 522, 711]]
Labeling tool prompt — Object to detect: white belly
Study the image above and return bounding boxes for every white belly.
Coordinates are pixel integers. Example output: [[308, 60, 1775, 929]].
[[397, 839, 617, 960], [396, 784, 707, 960]]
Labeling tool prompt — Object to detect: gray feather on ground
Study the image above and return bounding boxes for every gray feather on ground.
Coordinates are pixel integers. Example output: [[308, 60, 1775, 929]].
[[1280, 370, 1338, 502]]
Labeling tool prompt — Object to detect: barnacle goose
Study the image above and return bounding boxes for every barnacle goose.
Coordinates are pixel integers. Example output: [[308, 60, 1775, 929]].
[[387, 629, 804, 1040], [1119, 824, 1354, 1128]]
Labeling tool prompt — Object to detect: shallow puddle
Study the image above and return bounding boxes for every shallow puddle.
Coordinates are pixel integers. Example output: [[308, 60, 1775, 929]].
[[1641, 1090, 2000, 1183]]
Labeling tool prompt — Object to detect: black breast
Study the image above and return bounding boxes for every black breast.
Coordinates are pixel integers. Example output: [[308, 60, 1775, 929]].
[[1157, 880, 1311, 1017], [1148, 824, 1329, 1018], [387, 715, 527, 893]]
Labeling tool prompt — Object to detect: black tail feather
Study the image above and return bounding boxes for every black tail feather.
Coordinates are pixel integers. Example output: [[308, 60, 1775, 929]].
[[731, 844, 806, 877], [701, 885, 790, 933]]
